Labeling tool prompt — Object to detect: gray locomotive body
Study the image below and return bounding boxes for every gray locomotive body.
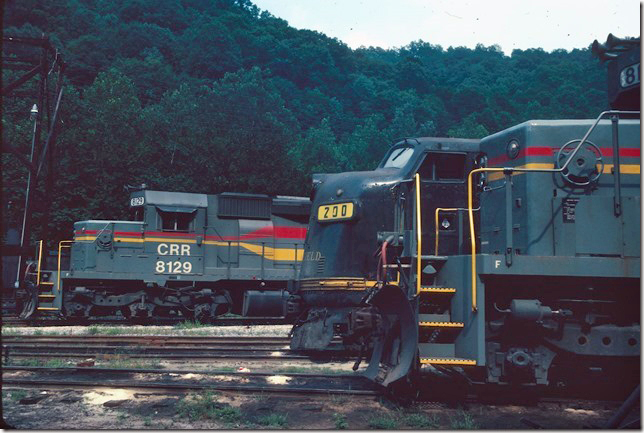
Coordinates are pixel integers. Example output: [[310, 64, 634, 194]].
[[289, 37, 640, 389], [29, 190, 310, 321]]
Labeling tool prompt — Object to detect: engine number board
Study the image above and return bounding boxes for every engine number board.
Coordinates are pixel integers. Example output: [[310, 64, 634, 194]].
[[317, 202, 354, 222]]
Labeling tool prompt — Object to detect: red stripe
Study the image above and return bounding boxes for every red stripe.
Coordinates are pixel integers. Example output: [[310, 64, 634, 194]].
[[143, 231, 196, 238], [76, 226, 307, 241], [220, 226, 307, 241], [488, 146, 640, 166]]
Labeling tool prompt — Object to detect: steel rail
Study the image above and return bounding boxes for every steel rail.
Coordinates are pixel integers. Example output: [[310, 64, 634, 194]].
[[1, 316, 291, 327], [2, 365, 360, 379], [1, 335, 291, 344], [2, 378, 378, 396]]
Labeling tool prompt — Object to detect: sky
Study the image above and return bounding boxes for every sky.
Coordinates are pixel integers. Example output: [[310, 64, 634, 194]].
[[250, 0, 641, 55]]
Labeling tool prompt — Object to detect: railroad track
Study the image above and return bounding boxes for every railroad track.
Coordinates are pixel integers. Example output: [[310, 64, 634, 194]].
[[1, 316, 291, 327], [2, 335, 352, 361], [2, 365, 379, 396]]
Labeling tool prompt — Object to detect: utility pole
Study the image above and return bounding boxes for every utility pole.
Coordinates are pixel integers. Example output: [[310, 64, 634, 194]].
[[1, 35, 65, 301]]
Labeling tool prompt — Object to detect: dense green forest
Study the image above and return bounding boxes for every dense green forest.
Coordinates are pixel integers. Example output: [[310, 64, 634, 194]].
[[2, 0, 610, 244]]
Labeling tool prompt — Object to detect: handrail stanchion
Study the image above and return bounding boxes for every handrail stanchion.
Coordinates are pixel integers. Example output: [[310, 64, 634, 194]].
[[415, 173, 422, 296], [36, 240, 44, 286], [56, 241, 73, 297]]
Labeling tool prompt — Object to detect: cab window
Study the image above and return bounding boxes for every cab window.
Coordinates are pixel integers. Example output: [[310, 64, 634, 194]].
[[130, 207, 144, 222], [417, 152, 466, 181], [382, 146, 415, 169], [158, 210, 194, 232]]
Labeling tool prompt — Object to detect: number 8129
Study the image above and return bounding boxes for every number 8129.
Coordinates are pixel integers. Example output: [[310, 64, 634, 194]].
[[155, 260, 193, 274]]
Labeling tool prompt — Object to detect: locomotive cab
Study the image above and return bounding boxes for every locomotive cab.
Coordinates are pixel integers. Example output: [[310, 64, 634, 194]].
[[291, 137, 481, 367]]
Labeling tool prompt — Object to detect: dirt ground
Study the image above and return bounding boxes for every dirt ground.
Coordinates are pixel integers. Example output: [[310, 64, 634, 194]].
[[0, 325, 632, 429], [1, 385, 622, 429]]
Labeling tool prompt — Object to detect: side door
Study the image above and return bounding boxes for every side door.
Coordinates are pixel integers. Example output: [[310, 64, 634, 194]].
[[414, 152, 469, 255]]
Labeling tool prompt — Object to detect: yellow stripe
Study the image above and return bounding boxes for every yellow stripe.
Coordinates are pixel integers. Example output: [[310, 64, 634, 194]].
[[73, 237, 302, 261], [420, 358, 476, 366], [605, 163, 641, 174], [488, 163, 553, 181], [299, 278, 380, 291], [488, 163, 641, 182], [203, 240, 303, 261]]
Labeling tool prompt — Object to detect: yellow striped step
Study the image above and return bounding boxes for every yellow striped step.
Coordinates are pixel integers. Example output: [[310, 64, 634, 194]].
[[419, 287, 456, 294], [36, 307, 60, 311], [419, 321, 464, 328], [38, 294, 56, 298], [420, 358, 476, 366], [39, 282, 54, 285]]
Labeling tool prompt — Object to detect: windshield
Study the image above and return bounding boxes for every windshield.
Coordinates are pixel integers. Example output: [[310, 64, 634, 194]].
[[382, 146, 415, 169]]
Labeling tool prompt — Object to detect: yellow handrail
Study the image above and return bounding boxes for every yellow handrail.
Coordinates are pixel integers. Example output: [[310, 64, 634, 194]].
[[434, 208, 458, 255], [36, 240, 44, 286], [415, 173, 422, 295], [56, 241, 73, 297]]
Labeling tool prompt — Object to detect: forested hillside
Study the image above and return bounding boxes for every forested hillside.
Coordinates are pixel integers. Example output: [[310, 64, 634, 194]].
[[2, 0, 609, 243]]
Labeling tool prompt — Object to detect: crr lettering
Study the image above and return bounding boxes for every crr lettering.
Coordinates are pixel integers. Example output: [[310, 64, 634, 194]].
[[157, 243, 191, 256]]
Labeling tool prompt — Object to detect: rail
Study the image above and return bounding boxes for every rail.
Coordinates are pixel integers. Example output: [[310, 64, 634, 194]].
[[466, 110, 638, 312]]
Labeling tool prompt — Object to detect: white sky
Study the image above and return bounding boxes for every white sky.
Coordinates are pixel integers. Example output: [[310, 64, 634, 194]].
[[251, 0, 641, 55]]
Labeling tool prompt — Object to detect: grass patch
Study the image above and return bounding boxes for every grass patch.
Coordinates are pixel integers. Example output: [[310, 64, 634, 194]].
[[333, 413, 348, 429], [4, 389, 28, 401], [368, 415, 399, 429], [174, 320, 208, 330], [275, 366, 348, 375], [329, 394, 349, 405], [98, 356, 162, 370], [8, 358, 71, 368], [257, 413, 288, 428], [403, 413, 440, 428], [449, 411, 478, 429], [177, 391, 241, 425]]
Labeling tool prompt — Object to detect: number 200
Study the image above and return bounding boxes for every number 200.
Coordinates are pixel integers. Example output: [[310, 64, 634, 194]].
[[155, 260, 192, 274]]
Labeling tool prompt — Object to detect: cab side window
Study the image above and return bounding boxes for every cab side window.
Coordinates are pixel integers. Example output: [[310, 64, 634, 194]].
[[158, 211, 194, 232], [417, 152, 466, 181]]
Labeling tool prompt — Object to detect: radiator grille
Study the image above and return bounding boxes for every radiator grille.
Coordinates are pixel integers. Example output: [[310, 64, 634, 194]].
[[218, 194, 271, 219]]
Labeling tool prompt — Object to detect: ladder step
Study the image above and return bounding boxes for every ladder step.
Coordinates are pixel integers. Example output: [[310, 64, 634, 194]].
[[419, 321, 464, 328], [39, 282, 54, 285], [420, 358, 476, 366], [419, 287, 456, 294], [419, 255, 448, 262], [36, 307, 60, 311], [38, 294, 56, 298], [419, 313, 451, 322]]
